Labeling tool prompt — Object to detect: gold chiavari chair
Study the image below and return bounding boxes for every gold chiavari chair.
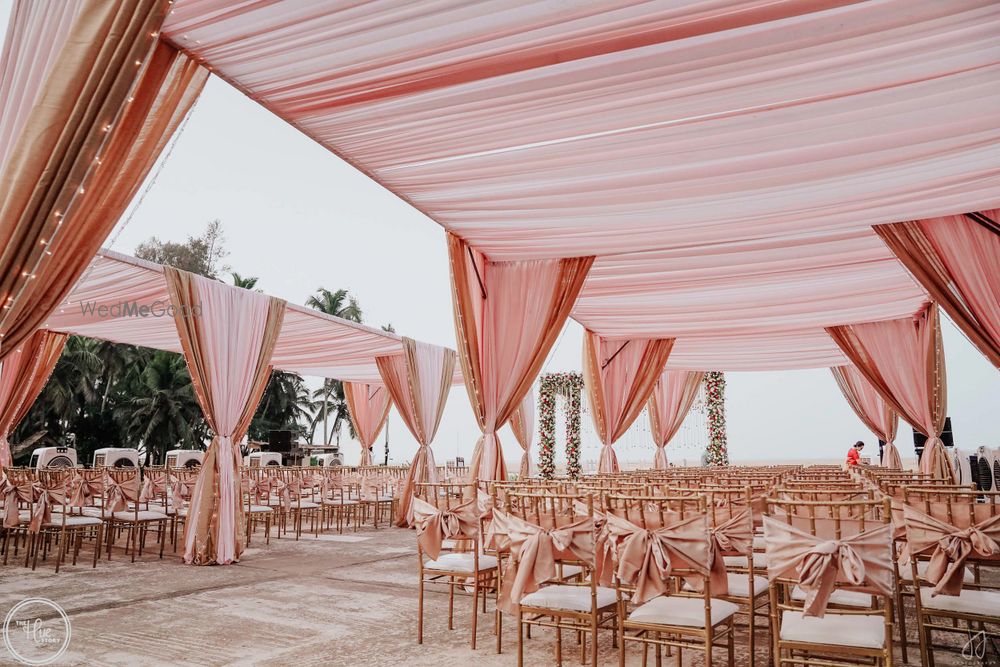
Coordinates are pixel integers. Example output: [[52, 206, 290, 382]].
[[606, 492, 736, 667], [242, 467, 274, 545], [103, 468, 169, 562], [414, 482, 498, 650], [31, 469, 104, 571], [764, 496, 895, 667]]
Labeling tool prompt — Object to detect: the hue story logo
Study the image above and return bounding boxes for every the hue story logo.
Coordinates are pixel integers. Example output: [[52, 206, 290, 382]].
[[3, 598, 71, 665]]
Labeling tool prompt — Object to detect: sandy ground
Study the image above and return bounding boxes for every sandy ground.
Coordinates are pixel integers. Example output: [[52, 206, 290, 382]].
[[0, 526, 985, 666]]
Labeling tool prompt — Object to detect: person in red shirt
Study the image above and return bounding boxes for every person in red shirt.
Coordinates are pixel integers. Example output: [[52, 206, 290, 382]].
[[846, 441, 865, 466]]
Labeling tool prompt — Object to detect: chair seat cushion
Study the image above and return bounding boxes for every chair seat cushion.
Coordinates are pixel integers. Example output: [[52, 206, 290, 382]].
[[920, 588, 1000, 617], [684, 573, 768, 598], [521, 584, 617, 613], [293, 501, 320, 509], [249, 505, 274, 514], [629, 596, 739, 628], [323, 498, 358, 506], [902, 560, 974, 583], [792, 586, 873, 608], [780, 610, 885, 649], [44, 515, 103, 527], [424, 553, 498, 573], [112, 510, 169, 522], [753, 535, 766, 550], [724, 553, 766, 568]]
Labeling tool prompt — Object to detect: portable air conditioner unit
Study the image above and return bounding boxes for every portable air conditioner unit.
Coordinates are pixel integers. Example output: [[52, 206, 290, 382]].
[[165, 449, 204, 468], [247, 452, 282, 467], [951, 447, 975, 487], [29, 447, 77, 470], [92, 447, 140, 468], [971, 446, 1000, 492], [315, 453, 343, 468]]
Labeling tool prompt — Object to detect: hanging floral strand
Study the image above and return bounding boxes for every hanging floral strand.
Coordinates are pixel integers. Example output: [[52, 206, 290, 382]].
[[538, 372, 584, 479], [704, 370, 729, 466]]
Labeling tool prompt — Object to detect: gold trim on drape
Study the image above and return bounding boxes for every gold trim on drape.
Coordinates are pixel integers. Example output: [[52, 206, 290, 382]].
[[875, 216, 999, 369], [164, 267, 286, 565], [0, 0, 206, 359]]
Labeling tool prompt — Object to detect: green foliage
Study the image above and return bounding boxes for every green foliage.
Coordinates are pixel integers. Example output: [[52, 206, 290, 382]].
[[135, 219, 229, 277]]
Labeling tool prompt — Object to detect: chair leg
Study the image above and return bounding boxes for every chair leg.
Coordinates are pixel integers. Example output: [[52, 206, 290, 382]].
[[471, 580, 479, 650], [417, 573, 425, 644], [517, 610, 524, 667]]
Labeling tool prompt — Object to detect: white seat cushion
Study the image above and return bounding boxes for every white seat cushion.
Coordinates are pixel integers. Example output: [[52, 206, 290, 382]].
[[902, 560, 975, 583], [323, 498, 358, 506], [424, 552, 498, 573], [780, 610, 885, 649], [248, 505, 273, 514], [44, 515, 103, 527], [685, 573, 768, 598], [521, 584, 617, 612], [753, 535, 766, 550], [919, 588, 1000, 617], [629, 596, 739, 627], [792, 586, 873, 608], [112, 510, 168, 522], [724, 553, 766, 568], [292, 501, 320, 509]]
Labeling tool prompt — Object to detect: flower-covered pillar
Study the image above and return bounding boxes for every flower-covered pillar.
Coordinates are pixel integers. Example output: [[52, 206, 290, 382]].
[[704, 371, 729, 466]]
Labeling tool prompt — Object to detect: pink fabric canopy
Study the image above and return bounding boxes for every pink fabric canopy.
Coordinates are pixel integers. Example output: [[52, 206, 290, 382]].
[[343, 381, 391, 466], [160, 0, 1000, 369], [45, 249, 462, 385], [648, 370, 705, 470], [508, 388, 535, 479], [0, 330, 66, 467], [830, 365, 901, 469]]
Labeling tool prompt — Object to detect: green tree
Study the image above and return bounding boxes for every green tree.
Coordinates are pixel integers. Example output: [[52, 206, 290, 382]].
[[250, 371, 312, 442], [135, 219, 229, 277], [231, 272, 260, 291]]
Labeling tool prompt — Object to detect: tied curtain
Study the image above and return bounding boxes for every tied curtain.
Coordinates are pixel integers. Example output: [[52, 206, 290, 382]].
[[874, 210, 1000, 369], [827, 303, 951, 481], [448, 233, 593, 482], [583, 331, 675, 473], [343, 381, 391, 467], [508, 388, 535, 479], [0, 329, 66, 467], [375, 338, 455, 527], [0, 0, 207, 360], [165, 267, 286, 565], [648, 370, 704, 470], [830, 365, 901, 469]]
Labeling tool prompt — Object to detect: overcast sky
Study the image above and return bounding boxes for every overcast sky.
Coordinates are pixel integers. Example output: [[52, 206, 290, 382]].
[[3, 4, 997, 468]]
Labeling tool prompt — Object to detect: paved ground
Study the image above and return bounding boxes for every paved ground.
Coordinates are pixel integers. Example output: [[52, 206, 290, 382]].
[[0, 527, 987, 666]]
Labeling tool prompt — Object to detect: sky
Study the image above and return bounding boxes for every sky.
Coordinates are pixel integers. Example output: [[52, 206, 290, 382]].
[[2, 4, 997, 468]]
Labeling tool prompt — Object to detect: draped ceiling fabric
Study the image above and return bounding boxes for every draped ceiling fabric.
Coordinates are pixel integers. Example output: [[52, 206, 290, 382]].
[[165, 267, 286, 566], [160, 0, 1000, 370], [583, 331, 675, 473], [343, 381, 391, 467], [375, 338, 455, 527], [875, 210, 1000, 369], [0, 0, 207, 360], [508, 388, 535, 479], [0, 330, 66, 467], [648, 370, 705, 470], [828, 304, 952, 481], [830, 365, 901, 469], [448, 233, 592, 483]]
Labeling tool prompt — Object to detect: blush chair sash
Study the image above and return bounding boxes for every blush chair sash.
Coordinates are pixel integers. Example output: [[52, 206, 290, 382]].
[[412, 496, 479, 560], [903, 504, 1000, 596]]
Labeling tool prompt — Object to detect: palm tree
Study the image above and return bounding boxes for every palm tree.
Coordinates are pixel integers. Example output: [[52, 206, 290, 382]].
[[116, 351, 205, 465], [250, 371, 313, 442], [306, 287, 364, 444], [231, 272, 260, 291]]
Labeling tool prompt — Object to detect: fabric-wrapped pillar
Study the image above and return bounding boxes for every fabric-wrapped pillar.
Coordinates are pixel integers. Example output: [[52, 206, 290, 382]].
[[0, 330, 67, 467], [830, 365, 901, 468], [648, 370, 704, 470], [509, 388, 535, 479], [343, 382, 391, 467], [874, 210, 999, 369], [165, 267, 286, 565], [0, 0, 207, 359], [583, 331, 675, 473], [448, 233, 593, 483], [376, 338, 455, 526], [827, 303, 950, 480]]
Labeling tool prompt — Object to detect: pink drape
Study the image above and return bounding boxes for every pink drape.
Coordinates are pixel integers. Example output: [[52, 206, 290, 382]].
[[827, 303, 951, 481], [166, 268, 286, 565], [508, 388, 535, 479], [0, 330, 67, 467], [830, 365, 901, 469], [343, 381, 391, 467], [875, 210, 1000, 369], [648, 370, 704, 470], [583, 331, 675, 473], [448, 233, 593, 483], [375, 338, 455, 526]]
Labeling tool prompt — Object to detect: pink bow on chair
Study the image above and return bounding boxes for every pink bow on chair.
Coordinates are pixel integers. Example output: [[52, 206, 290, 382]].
[[412, 497, 479, 560], [701, 508, 753, 597], [1, 476, 35, 529], [495, 510, 595, 614], [104, 475, 140, 513], [763, 515, 892, 617], [902, 504, 1000, 597], [602, 512, 711, 606], [28, 481, 66, 534]]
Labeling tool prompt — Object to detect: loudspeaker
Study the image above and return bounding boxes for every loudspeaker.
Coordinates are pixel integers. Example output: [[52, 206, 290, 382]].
[[266, 430, 292, 453], [914, 417, 954, 460]]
